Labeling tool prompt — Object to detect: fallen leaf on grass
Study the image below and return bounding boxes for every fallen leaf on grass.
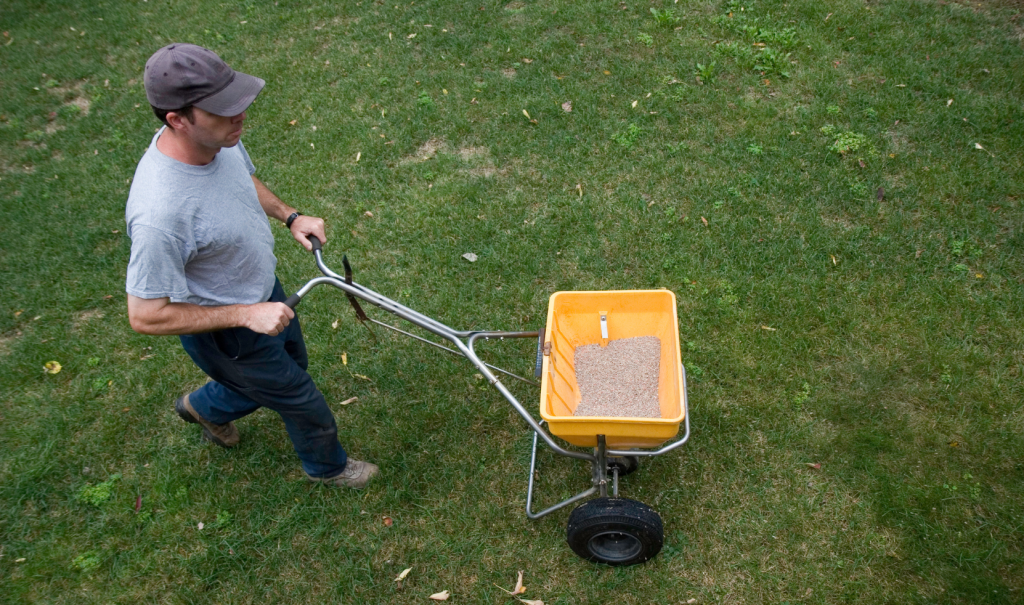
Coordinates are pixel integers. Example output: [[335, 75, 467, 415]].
[[353, 374, 371, 381], [519, 600, 545, 605], [342, 352, 347, 364], [513, 570, 526, 594], [522, 58, 532, 63], [340, 397, 358, 406], [831, 255, 838, 265], [383, 516, 393, 526], [355, 151, 361, 163], [428, 590, 450, 600], [806, 463, 821, 470], [395, 567, 412, 582], [289, 120, 297, 126], [700, 216, 708, 226], [462, 252, 478, 262], [15, 558, 25, 563], [631, 100, 638, 108], [946, 99, 953, 107], [686, 600, 697, 604], [197, 522, 205, 530], [44, 361, 61, 374], [561, 101, 572, 112], [949, 441, 959, 448], [332, 319, 340, 329], [407, 33, 416, 39], [760, 325, 776, 331]]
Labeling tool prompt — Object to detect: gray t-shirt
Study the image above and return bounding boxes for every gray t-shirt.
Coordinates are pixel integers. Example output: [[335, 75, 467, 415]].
[[125, 128, 277, 306]]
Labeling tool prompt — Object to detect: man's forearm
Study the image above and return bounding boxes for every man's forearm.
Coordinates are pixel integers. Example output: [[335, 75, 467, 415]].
[[128, 299, 249, 336], [252, 176, 294, 223]]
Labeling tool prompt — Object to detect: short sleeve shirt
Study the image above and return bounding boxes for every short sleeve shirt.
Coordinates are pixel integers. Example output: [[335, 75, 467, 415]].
[[125, 128, 277, 306]]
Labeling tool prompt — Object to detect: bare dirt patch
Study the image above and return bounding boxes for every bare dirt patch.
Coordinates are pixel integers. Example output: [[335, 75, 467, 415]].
[[0, 331, 22, 356], [67, 97, 91, 116], [401, 138, 450, 164], [457, 146, 488, 161], [73, 309, 105, 331], [502, 68, 516, 79]]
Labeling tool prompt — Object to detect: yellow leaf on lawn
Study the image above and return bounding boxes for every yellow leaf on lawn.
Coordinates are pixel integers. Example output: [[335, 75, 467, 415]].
[[395, 567, 412, 582], [342, 352, 348, 364], [44, 361, 62, 374], [428, 591, 450, 601], [354, 374, 371, 381], [522, 109, 530, 119], [289, 120, 297, 126], [631, 100, 638, 108], [332, 319, 340, 330], [603, 70, 611, 75]]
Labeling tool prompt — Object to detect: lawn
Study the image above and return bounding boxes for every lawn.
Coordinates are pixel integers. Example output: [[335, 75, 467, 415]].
[[1, 0, 1023, 602]]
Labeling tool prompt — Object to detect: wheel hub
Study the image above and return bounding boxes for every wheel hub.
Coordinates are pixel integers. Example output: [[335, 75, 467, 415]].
[[588, 530, 643, 562]]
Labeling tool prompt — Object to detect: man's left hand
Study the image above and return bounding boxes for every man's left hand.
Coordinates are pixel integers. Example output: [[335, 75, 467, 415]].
[[289, 215, 327, 251]]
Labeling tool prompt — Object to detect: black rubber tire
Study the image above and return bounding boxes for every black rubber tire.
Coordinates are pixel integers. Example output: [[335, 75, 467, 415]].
[[606, 455, 640, 476], [566, 498, 663, 566]]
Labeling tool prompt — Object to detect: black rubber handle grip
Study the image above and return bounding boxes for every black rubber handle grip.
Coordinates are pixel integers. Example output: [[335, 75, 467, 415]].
[[283, 293, 301, 309], [307, 235, 322, 252]]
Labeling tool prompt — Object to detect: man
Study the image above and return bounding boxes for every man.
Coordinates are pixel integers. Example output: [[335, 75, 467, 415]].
[[125, 43, 378, 488]]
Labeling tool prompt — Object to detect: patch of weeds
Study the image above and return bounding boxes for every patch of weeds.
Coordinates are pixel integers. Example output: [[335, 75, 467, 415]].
[[75, 474, 121, 506], [827, 105, 841, 116], [687, 365, 704, 380], [26, 130, 46, 143], [90, 377, 112, 393], [952, 263, 969, 276], [727, 186, 742, 198], [661, 530, 688, 559], [611, 123, 642, 149], [71, 551, 101, 573], [862, 108, 878, 119], [665, 141, 689, 155], [793, 381, 811, 411], [752, 46, 791, 77], [636, 33, 654, 47], [57, 104, 82, 119], [820, 125, 874, 156], [416, 91, 435, 109], [950, 238, 982, 260], [650, 8, 681, 27], [212, 510, 233, 529], [87, 357, 100, 366], [940, 365, 953, 385], [746, 143, 763, 155], [716, 282, 739, 310], [847, 179, 869, 197], [44, 78, 59, 89], [378, 76, 391, 86], [694, 61, 718, 84], [713, 199, 725, 209]]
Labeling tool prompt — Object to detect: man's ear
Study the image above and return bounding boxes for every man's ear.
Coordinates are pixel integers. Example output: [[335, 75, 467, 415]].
[[165, 111, 190, 131]]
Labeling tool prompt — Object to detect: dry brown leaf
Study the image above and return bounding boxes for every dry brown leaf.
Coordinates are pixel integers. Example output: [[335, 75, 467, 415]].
[[364, 211, 373, 218], [806, 463, 821, 469], [700, 216, 708, 226], [342, 352, 347, 364], [43, 361, 62, 374], [340, 396, 358, 406], [289, 120, 297, 126], [395, 567, 412, 582], [353, 374, 371, 381], [522, 58, 532, 63], [760, 325, 777, 331], [428, 590, 450, 600], [383, 516, 393, 526], [519, 600, 544, 605], [512, 570, 526, 594]]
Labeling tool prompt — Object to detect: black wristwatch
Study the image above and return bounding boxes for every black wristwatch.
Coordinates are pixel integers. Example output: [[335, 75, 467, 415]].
[[285, 212, 303, 228]]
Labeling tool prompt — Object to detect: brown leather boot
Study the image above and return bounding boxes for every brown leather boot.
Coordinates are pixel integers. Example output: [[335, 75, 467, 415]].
[[174, 393, 240, 448], [305, 460, 380, 489]]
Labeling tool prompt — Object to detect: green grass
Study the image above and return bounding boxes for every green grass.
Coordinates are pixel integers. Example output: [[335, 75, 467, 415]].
[[2, 0, 1024, 602]]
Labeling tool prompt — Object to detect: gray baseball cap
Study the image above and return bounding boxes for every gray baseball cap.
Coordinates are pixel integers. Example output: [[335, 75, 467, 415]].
[[144, 43, 265, 116]]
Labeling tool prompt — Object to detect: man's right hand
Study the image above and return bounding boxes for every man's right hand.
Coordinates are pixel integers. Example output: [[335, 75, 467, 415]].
[[244, 302, 295, 336]]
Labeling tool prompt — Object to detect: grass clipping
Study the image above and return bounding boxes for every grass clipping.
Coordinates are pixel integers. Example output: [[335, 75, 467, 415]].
[[573, 336, 661, 418]]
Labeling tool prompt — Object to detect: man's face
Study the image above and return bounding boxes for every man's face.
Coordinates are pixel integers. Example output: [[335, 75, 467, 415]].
[[177, 107, 246, 151]]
